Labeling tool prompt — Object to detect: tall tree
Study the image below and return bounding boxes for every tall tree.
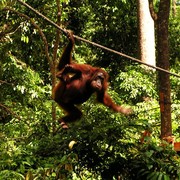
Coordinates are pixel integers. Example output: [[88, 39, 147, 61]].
[[149, 0, 172, 139], [137, 0, 155, 66]]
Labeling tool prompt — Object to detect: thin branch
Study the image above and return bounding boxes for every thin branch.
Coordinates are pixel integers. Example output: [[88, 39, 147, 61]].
[[3, 7, 52, 72], [0, 80, 12, 85], [17, 0, 67, 35], [8, 26, 21, 36], [148, 0, 158, 21], [0, 103, 21, 121], [0, 103, 31, 126], [52, 0, 62, 70], [51, 0, 62, 134], [0, 24, 21, 39], [8, 52, 28, 67]]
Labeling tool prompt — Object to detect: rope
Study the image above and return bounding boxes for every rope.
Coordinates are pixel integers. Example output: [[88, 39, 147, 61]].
[[17, 0, 180, 78]]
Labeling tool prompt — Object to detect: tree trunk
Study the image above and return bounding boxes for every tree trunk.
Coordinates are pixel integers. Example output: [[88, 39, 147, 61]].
[[157, 0, 172, 139], [137, 0, 155, 66]]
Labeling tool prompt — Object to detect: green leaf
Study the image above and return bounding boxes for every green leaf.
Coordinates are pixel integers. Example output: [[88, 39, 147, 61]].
[[145, 150, 154, 157], [168, 165, 174, 172], [147, 172, 159, 180], [51, 172, 56, 177], [163, 175, 170, 180], [157, 173, 163, 180]]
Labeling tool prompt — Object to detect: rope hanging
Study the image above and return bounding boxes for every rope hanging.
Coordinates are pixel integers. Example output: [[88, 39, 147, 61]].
[[17, 0, 180, 79]]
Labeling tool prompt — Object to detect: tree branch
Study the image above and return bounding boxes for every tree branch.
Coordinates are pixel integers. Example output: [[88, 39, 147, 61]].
[[148, 0, 158, 21], [3, 7, 53, 72], [52, 0, 62, 73], [51, 0, 62, 134], [0, 80, 12, 85], [0, 103, 21, 121], [0, 24, 20, 40]]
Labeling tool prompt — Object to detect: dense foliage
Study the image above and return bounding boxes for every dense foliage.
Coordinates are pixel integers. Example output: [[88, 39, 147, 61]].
[[0, 0, 179, 179]]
